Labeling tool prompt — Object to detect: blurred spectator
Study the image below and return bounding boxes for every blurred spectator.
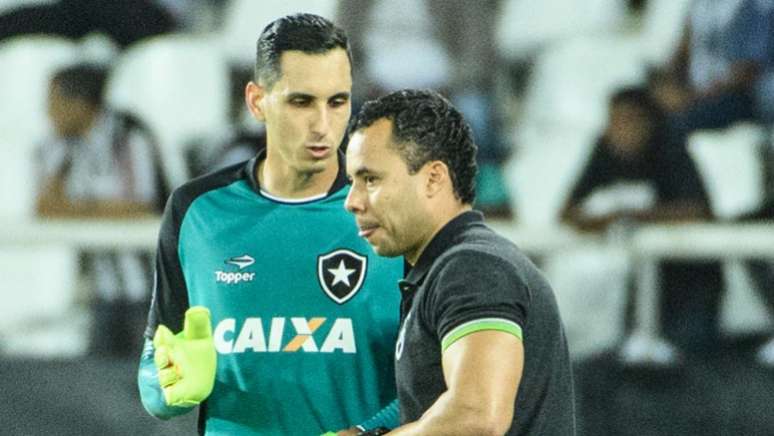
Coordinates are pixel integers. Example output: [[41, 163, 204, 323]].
[[337, 0, 512, 217], [561, 87, 723, 353], [647, 0, 774, 365], [0, 0, 178, 48], [650, 0, 774, 145], [35, 63, 168, 358]]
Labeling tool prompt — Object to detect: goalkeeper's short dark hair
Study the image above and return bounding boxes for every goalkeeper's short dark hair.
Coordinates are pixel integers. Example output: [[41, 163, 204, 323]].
[[254, 13, 352, 90], [349, 89, 478, 205]]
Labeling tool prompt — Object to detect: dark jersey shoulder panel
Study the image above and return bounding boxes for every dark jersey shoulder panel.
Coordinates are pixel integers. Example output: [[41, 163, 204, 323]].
[[144, 160, 248, 338]]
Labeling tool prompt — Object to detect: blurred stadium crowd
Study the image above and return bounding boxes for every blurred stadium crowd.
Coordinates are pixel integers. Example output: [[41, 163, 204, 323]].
[[3, 0, 774, 434]]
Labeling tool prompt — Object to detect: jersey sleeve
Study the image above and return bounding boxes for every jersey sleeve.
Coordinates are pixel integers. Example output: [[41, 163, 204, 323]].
[[139, 189, 195, 419], [425, 250, 527, 352], [144, 188, 191, 339]]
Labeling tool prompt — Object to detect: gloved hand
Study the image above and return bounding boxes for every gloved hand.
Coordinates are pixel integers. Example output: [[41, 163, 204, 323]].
[[153, 306, 217, 407]]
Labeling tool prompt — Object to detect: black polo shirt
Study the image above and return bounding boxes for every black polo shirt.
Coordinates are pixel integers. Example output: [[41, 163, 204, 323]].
[[395, 211, 576, 435]]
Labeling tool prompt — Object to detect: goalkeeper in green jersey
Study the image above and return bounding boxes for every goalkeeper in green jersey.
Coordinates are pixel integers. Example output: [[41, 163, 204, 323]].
[[137, 14, 402, 435]]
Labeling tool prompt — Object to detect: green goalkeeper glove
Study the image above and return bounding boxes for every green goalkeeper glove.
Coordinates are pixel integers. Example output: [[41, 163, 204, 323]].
[[153, 306, 217, 407]]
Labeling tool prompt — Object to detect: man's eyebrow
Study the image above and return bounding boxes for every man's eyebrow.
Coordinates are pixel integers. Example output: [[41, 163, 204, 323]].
[[329, 92, 351, 101], [286, 92, 314, 100], [353, 166, 382, 178]]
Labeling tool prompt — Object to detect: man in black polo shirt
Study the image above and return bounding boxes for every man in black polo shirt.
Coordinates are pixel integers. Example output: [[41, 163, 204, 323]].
[[344, 89, 575, 435]]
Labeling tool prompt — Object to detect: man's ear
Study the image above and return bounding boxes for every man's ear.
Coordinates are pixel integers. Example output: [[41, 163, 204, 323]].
[[245, 81, 266, 121], [424, 161, 450, 198]]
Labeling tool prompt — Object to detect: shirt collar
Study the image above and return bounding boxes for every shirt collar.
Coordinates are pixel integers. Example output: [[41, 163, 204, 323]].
[[402, 210, 484, 288], [243, 147, 349, 199]]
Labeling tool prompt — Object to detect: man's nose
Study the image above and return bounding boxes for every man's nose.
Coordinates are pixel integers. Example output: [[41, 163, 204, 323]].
[[310, 106, 330, 137], [345, 185, 364, 213]]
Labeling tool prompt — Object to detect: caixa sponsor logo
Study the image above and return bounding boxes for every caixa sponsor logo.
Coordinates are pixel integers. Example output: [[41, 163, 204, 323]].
[[214, 317, 356, 354]]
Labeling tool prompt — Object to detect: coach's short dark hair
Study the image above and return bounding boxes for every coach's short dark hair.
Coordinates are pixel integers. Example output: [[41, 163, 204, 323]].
[[255, 13, 351, 89], [51, 63, 108, 106], [350, 89, 478, 204]]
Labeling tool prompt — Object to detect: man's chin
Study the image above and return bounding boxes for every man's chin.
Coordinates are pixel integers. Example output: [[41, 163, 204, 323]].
[[302, 156, 336, 172], [372, 244, 402, 258], [296, 161, 329, 178]]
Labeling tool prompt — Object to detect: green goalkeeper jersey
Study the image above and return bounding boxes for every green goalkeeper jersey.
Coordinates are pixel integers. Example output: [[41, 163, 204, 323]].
[[140, 152, 402, 435]]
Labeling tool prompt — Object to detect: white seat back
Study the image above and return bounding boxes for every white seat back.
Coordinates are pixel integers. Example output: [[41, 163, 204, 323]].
[[496, 0, 628, 61], [106, 34, 230, 187], [688, 123, 767, 219], [0, 245, 79, 356], [361, 0, 450, 90], [519, 35, 647, 136], [639, 0, 693, 67], [219, 0, 338, 67]]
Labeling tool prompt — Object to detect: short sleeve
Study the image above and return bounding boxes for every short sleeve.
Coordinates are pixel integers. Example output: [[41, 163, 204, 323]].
[[425, 250, 528, 351]]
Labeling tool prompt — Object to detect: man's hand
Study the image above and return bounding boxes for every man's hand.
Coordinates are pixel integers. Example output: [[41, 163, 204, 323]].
[[153, 306, 217, 407]]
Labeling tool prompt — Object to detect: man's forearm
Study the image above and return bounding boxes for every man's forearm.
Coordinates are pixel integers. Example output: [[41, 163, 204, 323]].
[[388, 392, 509, 436]]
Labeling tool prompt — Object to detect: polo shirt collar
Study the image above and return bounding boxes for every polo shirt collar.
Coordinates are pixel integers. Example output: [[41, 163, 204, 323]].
[[402, 210, 484, 288]]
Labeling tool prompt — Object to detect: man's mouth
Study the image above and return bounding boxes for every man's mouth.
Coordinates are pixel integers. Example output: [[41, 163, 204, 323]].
[[357, 223, 379, 238], [306, 144, 331, 158]]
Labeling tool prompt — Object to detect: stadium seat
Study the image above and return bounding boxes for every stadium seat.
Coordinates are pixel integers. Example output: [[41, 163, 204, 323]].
[[639, 0, 693, 67], [0, 0, 55, 15], [505, 127, 599, 225], [362, 0, 450, 90], [518, 35, 647, 136], [218, 0, 338, 67], [0, 244, 81, 357], [495, 0, 629, 61], [106, 34, 230, 188], [687, 122, 767, 220], [0, 36, 78, 219], [720, 260, 772, 336], [507, 35, 647, 224], [686, 123, 771, 339], [542, 245, 630, 359]]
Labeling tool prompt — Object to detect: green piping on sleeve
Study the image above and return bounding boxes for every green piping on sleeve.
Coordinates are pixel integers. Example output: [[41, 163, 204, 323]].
[[441, 318, 523, 352]]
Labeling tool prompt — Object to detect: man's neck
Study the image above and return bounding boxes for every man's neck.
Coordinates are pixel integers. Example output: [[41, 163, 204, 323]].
[[257, 154, 339, 199], [405, 204, 472, 266]]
